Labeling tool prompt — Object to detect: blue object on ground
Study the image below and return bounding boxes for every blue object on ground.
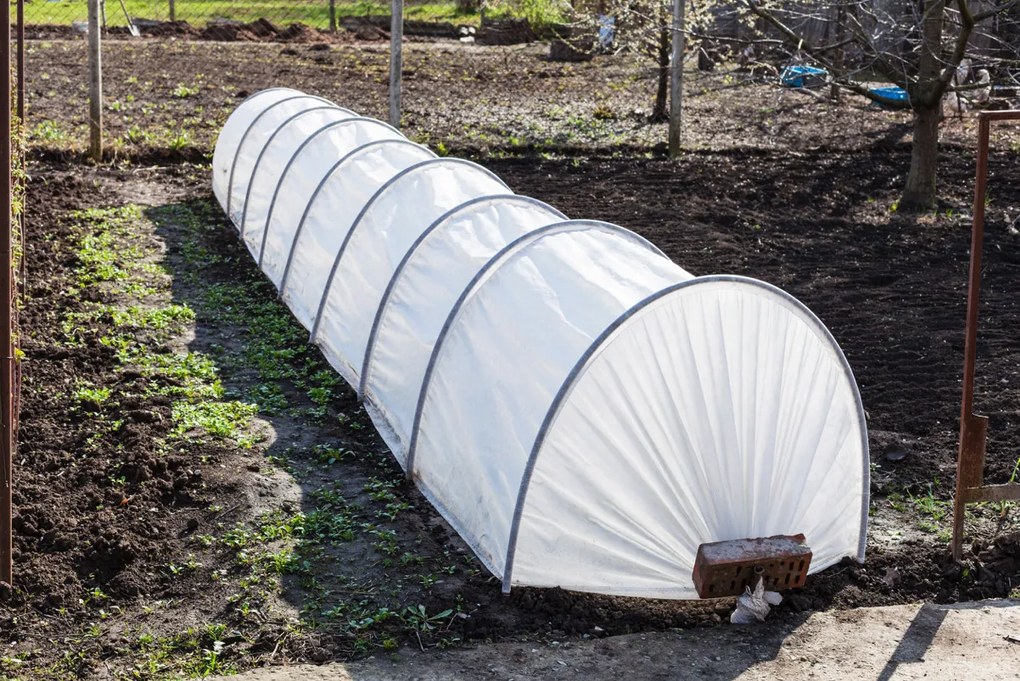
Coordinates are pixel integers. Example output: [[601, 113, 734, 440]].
[[780, 65, 828, 88], [869, 86, 909, 107], [597, 15, 615, 50]]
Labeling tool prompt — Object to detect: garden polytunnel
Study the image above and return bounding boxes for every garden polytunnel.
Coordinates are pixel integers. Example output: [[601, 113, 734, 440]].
[[213, 88, 870, 599]]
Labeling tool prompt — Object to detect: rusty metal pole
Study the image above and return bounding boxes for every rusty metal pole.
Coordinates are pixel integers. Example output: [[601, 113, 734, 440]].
[[951, 116, 991, 561], [950, 111, 1020, 559], [15, 0, 24, 440], [1, 0, 14, 588], [16, 0, 23, 127]]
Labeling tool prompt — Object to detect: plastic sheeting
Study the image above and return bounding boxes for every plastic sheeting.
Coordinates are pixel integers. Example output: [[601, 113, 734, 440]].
[[213, 88, 870, 599]]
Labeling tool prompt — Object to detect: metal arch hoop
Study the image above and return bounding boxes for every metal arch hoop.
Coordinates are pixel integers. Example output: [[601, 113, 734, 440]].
[[358, 194, 567, 397], [404, 220, 666, 479], [498, 274, 871, 592], [277, 139, 434, 297], [233, 86, 296, 109], [256, 117, 406, 266], [238, 106, 349, 237], [307, 157, 509, 341], [224, 94, 346, 217]]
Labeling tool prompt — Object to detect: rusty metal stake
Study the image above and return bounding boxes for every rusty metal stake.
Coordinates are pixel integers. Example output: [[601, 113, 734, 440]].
[[14, 0, 25, 442], [0, 0, 14, 588], [951, 110, 1020, 561]]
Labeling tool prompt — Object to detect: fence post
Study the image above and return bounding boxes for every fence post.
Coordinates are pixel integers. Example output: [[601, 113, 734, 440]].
[[668, 0, 687, 158], [329, 0, 337, 32], [0, 0, 13, 590], [88, 0, 103, 161], [388, 0, 403, 128], [169, 0, 176, 22]]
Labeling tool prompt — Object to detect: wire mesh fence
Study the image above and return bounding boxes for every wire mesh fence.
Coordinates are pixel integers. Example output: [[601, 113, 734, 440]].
[[20, 0, 506, 33]]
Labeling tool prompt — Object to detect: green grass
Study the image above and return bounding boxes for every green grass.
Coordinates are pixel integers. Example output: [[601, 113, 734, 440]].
[[171, 400, 258, 441], [72, 383, 113, 407], [21, 0, 480, 28], [65, 203, 263, 451]]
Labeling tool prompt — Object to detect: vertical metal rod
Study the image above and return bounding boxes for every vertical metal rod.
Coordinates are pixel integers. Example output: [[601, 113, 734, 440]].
[[388, 0, 404, 129], [169, 0, 176, 22], [1, 0, 14, 588], [16, 0, 24, 126], [951, 115, 991, 561], [15, 0, 25, 439], [667, 0, 686, 157], [88, 0, 103, 161], [961, 116, 989, 419], [329, 0, 337, 32]]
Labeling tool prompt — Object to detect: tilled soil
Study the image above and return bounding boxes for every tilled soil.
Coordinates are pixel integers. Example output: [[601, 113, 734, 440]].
[[3, 37, 1020, 679], [25, 40, 1020, 162]]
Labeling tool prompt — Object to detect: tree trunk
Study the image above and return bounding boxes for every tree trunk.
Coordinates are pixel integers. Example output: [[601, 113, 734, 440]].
[[668, 0, 687, 157], [830, 5, 844, 104], [899, 0, 944, 211], [900, 104, 941, 211], [652, 23, 669, 122]]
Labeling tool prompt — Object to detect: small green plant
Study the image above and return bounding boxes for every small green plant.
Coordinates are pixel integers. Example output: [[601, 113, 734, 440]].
[[908, 482, 948, 534], [73, 383, 112, 407], [997, 455, 1020, 518], [400, 604, 454, 633], [171, 400, 257, 441], [30, 119, 68, 144], [167, 129, 193, 151], [171, 83, 200, 98]]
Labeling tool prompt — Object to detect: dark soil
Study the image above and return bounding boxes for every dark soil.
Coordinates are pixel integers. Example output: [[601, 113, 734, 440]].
[[26, 40, 1019, 164], [3, 38, 1020, 678], [26, 19, 359, 43]]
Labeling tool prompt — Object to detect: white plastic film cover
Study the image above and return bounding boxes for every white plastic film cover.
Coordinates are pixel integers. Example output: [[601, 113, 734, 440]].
[[235, 107, 359, 253], [361, 197, 567, 465], [279, 142, 437, 328], [261, 135, 429, 287], [212, 90, 870, 601], [212, 88, 300, 211], [312, 160, 508, 385], [508, 277, 868, 597], [224, 97, 353, 225], [241, 117, 407, 261], [411, 226, 691, 577]]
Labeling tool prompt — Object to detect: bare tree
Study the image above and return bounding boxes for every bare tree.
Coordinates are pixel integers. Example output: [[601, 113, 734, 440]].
[[742, 0, 1019, 210], [582, 0, 717, 121]]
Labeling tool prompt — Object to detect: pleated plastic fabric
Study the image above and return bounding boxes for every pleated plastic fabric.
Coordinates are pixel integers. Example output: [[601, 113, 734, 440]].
[[242, 118, 407, 262], [213, 89, 870, 600], [278, 142, 436, 328], [509, 278, 866, 596], [361, 196, 567, 464], [311, 159, 508, 386]]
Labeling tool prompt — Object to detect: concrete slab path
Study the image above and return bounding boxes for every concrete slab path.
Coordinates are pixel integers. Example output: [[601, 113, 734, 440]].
[[213, 599, 1020, 680]]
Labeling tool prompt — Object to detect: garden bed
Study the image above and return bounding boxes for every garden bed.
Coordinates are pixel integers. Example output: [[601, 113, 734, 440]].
[[1, 38, 1018, 678]]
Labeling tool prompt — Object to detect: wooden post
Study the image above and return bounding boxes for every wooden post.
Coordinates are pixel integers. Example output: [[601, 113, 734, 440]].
[[169, 0, 176, 22], [668, 0, 687, 158], [329, 0, 337, 32], [88, 0, 103, 162], [388, 0, 403, 129], [0, 0, 14, 590]]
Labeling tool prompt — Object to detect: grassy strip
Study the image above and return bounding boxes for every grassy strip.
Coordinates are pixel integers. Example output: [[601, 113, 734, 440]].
[[153, 199, 472, 656], [23, 0, 479, 27], [66, 205, 257, 447]]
